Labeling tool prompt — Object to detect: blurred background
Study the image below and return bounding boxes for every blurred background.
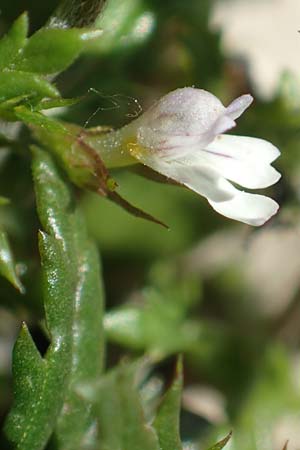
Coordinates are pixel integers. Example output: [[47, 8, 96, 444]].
[[1, 0, 300, 449]]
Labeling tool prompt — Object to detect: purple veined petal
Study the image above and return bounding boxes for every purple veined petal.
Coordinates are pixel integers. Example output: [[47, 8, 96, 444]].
[[226, 94, 253, 120], [133, 152, 236, 202], [134, 87, 229, 154], [136, 113, 237, 161], [136, 126, 210, 160], [155, 114, 236, 155], [149, 88, 226, 131], [150, 133, 213, 153], [187, 150, 281, 190], [208, 191, 279, 226], [205, 134, 281, 164], [170, 134, 281, 189], [160, 129, 282, 172]]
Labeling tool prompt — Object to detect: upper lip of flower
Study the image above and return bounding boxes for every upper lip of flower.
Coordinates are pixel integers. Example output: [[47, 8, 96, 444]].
[[136, 91, 253, 157], [127, 87, 281, 226]]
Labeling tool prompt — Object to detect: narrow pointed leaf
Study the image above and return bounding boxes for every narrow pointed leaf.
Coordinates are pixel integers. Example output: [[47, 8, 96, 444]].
[[0, 13, 28, 70], [5, 228, 73, 450], [0, 229, 24, 292], [52, 212, 105, 450], [0, 95, 34, 113], [34, 97, 81, 111], [14, 28, 102, 74], [153, 357, 183, 450], [15, 106, 67, 133], [207, 431, 232, 450], [5, 323, 45, 443], [0, 71, 59, 104]]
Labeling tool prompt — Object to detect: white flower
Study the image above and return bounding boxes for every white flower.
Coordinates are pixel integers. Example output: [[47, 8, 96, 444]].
[[126, 87, 281, 226]]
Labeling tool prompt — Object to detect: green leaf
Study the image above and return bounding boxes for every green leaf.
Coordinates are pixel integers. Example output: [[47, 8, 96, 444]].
[[153, 357, 183, 450], [0, 13, 28, 70], [5, 323, 45, 438], [207, 432, 232, 450], [14, 28, 102, 75], [4, 229, 71, 450], [90, 0, 154, 54], [0, 71, 59, 104], [1, 97, 79, 117], [0, 229, 24, 292], [34, 97, 81, 111], [104, 304, 201, 357], [5, 148, 104, 450], [80, 362, 160, 450], [104, 266, 202, 356], [0, 95, 33, 113], [14, 106, 67, 133], [52, 211, 105, 449]]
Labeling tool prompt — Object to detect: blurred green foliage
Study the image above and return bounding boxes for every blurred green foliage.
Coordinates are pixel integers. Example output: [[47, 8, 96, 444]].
[[0, 0, 300, 449]]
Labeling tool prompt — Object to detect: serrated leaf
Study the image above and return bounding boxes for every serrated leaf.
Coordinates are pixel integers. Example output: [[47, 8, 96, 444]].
[[5, 227, 73, 450], [0, 71, 59, 104], [0, 229, 24, 292], [0, 13, 28, 70], [14, 28, 102, 75], [5, 148, 104, 450], [79, 362, 160, 450], [153, 357, 183, 450], [52, 214, 105, 450], [207, 431, 232, 450]]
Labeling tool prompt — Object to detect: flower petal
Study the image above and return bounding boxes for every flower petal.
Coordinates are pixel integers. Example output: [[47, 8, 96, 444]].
[[134, 87, 230, 156], [209, 191, 279, 226], [159, 113, 236, 156], [210, 115, 236, 136], [192, 150, 281, 190], [226, 94, 253, 120], [205, 134, 280, 163], [134, 152, 235, 202]]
